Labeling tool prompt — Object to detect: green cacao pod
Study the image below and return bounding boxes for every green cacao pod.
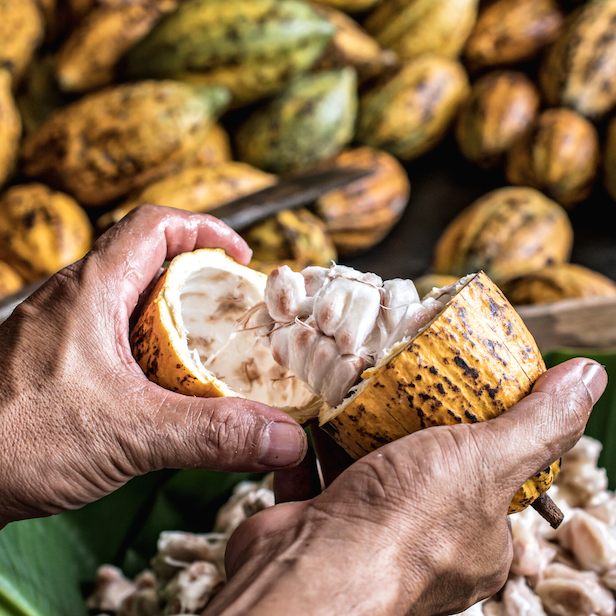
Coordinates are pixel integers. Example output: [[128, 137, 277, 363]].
[[455, 70, 540, 169], [356, 55, 469, 161], [505, 108, 600, 209], [234, 68, 357, 174], [538, 0, 616, 120], [463, 0, 564, 72], [20, 80, 230, 207], [364, 0, 479, 61], [432, 186, 573, 285], [123, 0, 335, 106]]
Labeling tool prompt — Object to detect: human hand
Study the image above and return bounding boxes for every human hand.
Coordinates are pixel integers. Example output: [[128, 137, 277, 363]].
[[207, 357, 607, 616], [0, 205, 307, 529]]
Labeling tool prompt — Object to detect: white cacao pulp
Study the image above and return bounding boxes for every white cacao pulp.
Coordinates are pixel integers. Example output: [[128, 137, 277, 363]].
[[246, 263, 470, 408]]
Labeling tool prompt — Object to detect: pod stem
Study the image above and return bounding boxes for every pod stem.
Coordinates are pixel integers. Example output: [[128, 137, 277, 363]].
[[531, 492, 564, 529]]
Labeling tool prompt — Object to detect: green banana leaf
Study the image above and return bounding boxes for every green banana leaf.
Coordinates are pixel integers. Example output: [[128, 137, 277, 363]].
[[1, 349, 615, 615]]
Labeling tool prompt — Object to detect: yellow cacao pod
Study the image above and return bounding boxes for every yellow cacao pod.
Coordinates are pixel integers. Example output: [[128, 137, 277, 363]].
[[0, 69, 21, 189], [455, 70, 540, 169], [432, 186, 573, 285], [505, 108, 600, 209], [0, 260, 24, 301]]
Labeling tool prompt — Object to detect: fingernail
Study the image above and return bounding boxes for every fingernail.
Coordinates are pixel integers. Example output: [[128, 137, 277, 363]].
[[582, 362, 608, 405], [259, 422, 305, 467]]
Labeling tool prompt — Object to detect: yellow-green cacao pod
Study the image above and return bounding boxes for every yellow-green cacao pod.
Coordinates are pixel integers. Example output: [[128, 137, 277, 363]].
[[463, 0, 564, 72], [363, 0, 479, 61], [501, 263, 616, 306], [123, 0, 335, 107], [242, 208, 337, 269], [455, 70, 540, 169], [538, 0, 616, 120], [312, 146, 410, 257], [234, 68, 357, 174], [356, 55, 469, 161], [505, 108, 600, 210], [20, 80, 230, 207], [0, 69, 21, 189], [432, 186, 573, 285]]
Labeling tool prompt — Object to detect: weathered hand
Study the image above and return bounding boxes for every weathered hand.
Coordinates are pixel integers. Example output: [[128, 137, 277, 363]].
[[0, 205, 307, 529], [208, 358, 607, 616]]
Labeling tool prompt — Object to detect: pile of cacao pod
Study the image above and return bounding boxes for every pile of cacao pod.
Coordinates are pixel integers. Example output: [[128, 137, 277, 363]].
[[1, 0, 616, 306]]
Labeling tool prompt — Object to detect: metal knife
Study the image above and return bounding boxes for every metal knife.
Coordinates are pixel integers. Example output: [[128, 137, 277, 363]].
[[0, 166, 372, 324]]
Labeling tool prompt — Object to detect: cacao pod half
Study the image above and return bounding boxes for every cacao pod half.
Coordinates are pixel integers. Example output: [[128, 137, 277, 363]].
[[432, 186, 573, 285]]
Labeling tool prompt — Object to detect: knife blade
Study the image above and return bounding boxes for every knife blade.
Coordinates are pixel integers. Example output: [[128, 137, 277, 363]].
[[0, 166, 372, 323]]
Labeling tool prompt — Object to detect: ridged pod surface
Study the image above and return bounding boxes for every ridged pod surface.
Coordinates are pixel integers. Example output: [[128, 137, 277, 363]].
[[312, 146, 411, 257], [505, 108, 600, 209], [97, 161, 276, 230], [455, 70, 540, 169], [603, 115, 616, 203], [20, 80, 230, 207], [242, 208, 337, 269], [356, 55, 469, 161], [0, 183, 93, 283], [0, 69, 21, 188], [500, 263, 616, 306], [123, 0, 334, 106], [0, 260, 23, 301], [363, 0, 479, 61], [0, 0, 44, 84], [463, 0, 564, 72], [54, 1, 179, 93], [234, 68, 357, 174], [318, 271, 551, 513], [432, 186, 573, 285], [309, 3, 398, 83], [539, 0, 616, 120]]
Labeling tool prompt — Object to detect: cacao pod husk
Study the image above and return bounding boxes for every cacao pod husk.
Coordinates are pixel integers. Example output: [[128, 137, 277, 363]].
[[363, 0, 479, 61], [356, 55, 469, 161], [97, 161, 276, 230], [0, 69, 21, 188], [463, 0, 564, 72], [54, 1, 179, 93], [309, 3, 398, 83], [432, 186, 573, 284], [241, 208, 337, 269], [20, 80, 230, 207], [505, 108, 600, 209], [0, 0, 44, 85], [538, 0, 616, 120], [312, 146, 410, 257], [500, 263, 616, 306], [123, 0, 335, 107], [0, 183, 93, 283], [455, 70, 540, 169], [234, 68, 357, 174], [194, 123, 232, 167]]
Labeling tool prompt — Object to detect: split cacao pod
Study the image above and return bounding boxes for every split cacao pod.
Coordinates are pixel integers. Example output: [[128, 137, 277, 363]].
[[0, 183, 93, 283], [432, 186, 574, 285], [538, 0, 616, 120], [311, 146, 410, 257], [356, 55, 470, 161], [20, 80, 230, 207], [455, 70, 540, 169], [500, 264, 616, 306], [505, 108, 600, 209], [234, 68, 357, 174], [123, 0, 335, 107], [463, 0, 564, 72]]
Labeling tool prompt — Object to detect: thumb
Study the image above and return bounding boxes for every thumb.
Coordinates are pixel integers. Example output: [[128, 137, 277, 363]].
[[127, 383, 308, 474], [473, 357, 607, 499]]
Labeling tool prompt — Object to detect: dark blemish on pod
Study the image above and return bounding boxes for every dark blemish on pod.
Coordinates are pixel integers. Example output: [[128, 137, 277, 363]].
[[429, 366, 438, 375], [447, 409, 462, 423], [464, 410, 479, 423], [454, 356, 479, 379], [436, 382, 446, 395]]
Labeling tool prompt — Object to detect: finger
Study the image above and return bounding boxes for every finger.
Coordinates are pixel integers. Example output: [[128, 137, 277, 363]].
[[274, 442, 322, 503], [471, 357, 607, 495], [126, 383, 309, 474], [87, 205, 253, 312], [310, 424, 355, 487]]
